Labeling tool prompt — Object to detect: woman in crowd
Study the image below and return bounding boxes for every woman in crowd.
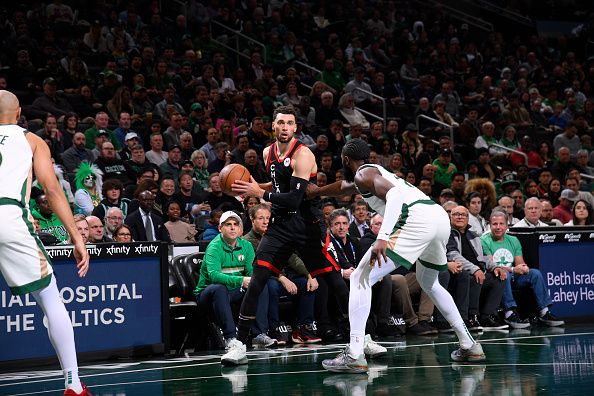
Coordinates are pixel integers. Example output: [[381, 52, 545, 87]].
[[113, 224, 134, 242], [280, 81, 301, 107], [387, 153, 405, 175], [375, 137, 394, 168], [548, 178, 562, 207], [215, 63, 237, 93], [465, 178, 498, 218], [524, 179, 540, 199], [465, 191, 489, 235], [191, 149, 210, 190], [538, 141, 555, 166], [565, 200, 594, 226], [60, 112, 80, 150], [338, 93, 370, 129], [106, 86, 136, 122]]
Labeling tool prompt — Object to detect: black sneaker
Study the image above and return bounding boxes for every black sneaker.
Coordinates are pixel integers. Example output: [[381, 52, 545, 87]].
[[537, 311, 565, 327], [321, 328, 344, 343], [480, 315, 509, 331], [407, 321, 438, 335], [504, 311, 531, 329], [465, 315, 484, 332], [432, 320, 454, 333], [375, 323, 403, 338], [268, 328, 288, 346]]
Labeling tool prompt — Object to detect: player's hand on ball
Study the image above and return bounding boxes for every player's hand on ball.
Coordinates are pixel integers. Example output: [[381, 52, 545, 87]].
[[370, 240, 388, 268], [232, 176, 262, 198]]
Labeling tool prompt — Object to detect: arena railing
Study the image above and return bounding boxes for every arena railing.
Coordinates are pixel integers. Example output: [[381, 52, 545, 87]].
[[488, 143, 528, 166], [351, 87, 387, 130], [416, 114, 455, 145], [209, 20, 267, 65]]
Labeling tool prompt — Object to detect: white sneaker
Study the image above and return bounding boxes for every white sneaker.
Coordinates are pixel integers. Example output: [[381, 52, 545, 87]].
[[222, 338, 248, 366], [363, 334, 387, 358], [252, 333, 278, 348]]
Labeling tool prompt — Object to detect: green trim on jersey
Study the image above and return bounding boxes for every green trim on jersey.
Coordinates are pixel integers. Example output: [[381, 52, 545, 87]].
[[20, 204, 53, 269], [20, 177, 27, 206], [418, 258, 447, 271], [386, 249, 414, 270], [10, 273, 52, 295]]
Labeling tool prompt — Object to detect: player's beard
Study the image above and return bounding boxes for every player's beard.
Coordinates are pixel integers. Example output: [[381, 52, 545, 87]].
[[277, 132, 291, 143], [342, 165, 356, 182]]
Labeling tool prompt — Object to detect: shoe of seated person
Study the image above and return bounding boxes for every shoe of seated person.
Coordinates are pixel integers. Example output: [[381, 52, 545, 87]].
[[504, 311, 531, 329], [221, 338, 248, 366], [480, 315, 509, 331], [252, 333, 278, 348], [268, 328, 287, 346], [407, 321, 437, 336], [292, 324, 322, 344], [466, 315, 484, 332], [63, 383, 92, 396], [433, 320, 454, 333], [375, 323, 402, 338], [322, 346, 368, 373], [537, 311, 565, 327], [364, 334, 387, 358], [450, 342, 486, 362]]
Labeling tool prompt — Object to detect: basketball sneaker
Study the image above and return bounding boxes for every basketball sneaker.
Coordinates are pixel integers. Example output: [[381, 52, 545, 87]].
[[363, 334, 387, 358], [322, 346, 368, 373], [252, 333, 277, 348], [450, 343, 486, 362], [221, 338, 248, 366], [64, 383, 92, 396]]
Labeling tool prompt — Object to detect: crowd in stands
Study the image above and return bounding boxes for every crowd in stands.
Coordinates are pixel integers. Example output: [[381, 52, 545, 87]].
[[5, 0, 591, 344]]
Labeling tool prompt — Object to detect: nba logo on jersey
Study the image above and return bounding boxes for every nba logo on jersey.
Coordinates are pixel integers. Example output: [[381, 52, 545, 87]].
[[283, 157, 291, 167]]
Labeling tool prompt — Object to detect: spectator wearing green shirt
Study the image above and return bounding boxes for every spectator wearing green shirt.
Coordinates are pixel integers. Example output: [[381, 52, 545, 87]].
[[432, 148, 457, 187], [480, 211, 564, 328], [194, 211, 273, 366]]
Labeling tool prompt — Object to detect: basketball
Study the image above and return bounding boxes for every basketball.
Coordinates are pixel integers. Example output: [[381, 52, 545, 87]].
[[219, 163, 251, 196]]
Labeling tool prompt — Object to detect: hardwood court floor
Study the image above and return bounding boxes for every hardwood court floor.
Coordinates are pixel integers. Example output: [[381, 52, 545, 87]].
[[2, 324, 594, 395]]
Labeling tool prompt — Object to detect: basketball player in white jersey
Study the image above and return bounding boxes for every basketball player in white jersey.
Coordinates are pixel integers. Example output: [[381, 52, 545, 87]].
[[0, 91, 91, 395], [309, 138, 485, 373]]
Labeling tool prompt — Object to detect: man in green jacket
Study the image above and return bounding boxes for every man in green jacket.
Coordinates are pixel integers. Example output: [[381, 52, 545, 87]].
[[194, 211, 273, 366]]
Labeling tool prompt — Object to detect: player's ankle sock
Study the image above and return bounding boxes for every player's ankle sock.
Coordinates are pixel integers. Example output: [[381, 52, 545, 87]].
[[349, 333, 365, 358], [236, 315, 252, 344], [64, 368, 82, 394]]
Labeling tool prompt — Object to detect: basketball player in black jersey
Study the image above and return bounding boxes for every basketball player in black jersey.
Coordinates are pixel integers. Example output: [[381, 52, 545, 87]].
[[229, 106, 350, 365]]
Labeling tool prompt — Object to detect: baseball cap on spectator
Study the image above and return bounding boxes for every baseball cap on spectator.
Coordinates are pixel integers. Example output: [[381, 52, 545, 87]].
[[439, 148, 452, 156], [180, 160, 193, 167], [97, 130, 110, 137], [529, 87, 539, 95], [43, 77, 57, 85], [560, 189, 578, 202], [125, 132, 139, 141], [354, 66, 365, 74], [190, 103, 203, 112], [169, 144, 181, 151], [219, 211, 242, 226], [501, 173, 520, 189], [488, 99, 499, 107], [440, 188, 455, 197], [461, 23, 469, 30], [477, 147, 490, 156], [133, 85, 147, 92], [103, 70, 117, 79], [450, 37, 460, 45]]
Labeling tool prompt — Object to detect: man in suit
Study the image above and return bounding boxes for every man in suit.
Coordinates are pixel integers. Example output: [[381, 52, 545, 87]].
[[125, 191, 165, 241], [348, 200, 370, 239]]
